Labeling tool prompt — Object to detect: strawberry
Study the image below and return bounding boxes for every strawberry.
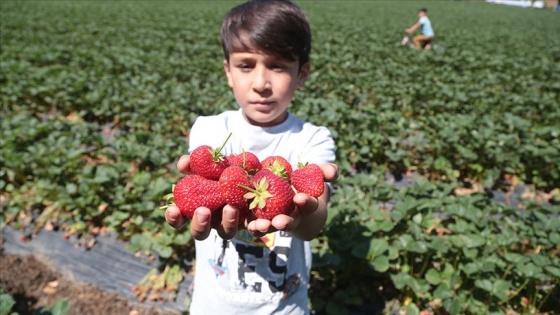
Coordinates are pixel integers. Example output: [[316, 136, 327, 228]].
[[244, 169, 295, 220], [219, 165, 252, 212], [260, 155, 293, 181], [189, 134, 232, 180], [226, 151, 261, 175], [291, 162, 324, 197], [252, 168, 274, 184], [173, 174, 226, 219]]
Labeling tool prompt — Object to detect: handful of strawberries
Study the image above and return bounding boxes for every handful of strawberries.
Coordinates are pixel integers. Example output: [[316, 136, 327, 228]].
[[169, 135, 324, 223]]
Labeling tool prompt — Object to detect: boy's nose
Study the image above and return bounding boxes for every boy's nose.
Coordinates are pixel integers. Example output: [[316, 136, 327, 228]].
[[252, 69, 271, 91]]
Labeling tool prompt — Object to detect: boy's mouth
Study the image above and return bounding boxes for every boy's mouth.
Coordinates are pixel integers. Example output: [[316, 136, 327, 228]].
[[250, 100, 274, 106]]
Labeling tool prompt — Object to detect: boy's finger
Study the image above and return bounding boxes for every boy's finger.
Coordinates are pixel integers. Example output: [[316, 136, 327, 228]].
[[177, 155, 191, 174], [321, 163, 339, 182], [247, 218, 275, 237], [294, 192, 319, 216], [272, 211, 300, 231], [165, 204, 187, 229], [190, 207, 212, 240], [216, 206, 239, 240]]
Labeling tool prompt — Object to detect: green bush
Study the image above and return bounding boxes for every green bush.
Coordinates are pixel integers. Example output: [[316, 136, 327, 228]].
[[313, 173, 559, 314]]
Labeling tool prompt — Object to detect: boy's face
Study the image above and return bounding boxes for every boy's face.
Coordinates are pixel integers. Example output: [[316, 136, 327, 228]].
[[224, 50, 309, 127]]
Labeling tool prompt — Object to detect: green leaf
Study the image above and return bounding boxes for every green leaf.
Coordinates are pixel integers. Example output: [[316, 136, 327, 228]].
[[405, 303, 420, 315], [503, 252, 530, 264], [462, 247, 478, 259], [492, 280, 511, 301], [529, 254, 550, 267], [443, 299, 462, 315], [475, 279, 493, 292], [425, 268, 441, 285], [433, 283, 452, 299], [461, 262, 480, 275], [36, 299, 70, 315], [516, 263, 544, 279], [367, 238, 389, 259], [409, 278, 431, 294], [429, 237, 449, 253], [391, 272, 412, 290], [545, 265, 560, 278], [460, 234, 486, 248], [406, 240, 428, 254], [549, 232, 560, 244], [154, 244, 173, 259], [378, 220, 395, 232], [370, 255, 390, 272], [0, 293, 16, 315]]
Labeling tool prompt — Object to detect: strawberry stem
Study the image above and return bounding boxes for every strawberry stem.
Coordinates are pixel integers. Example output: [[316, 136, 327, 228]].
[[216, 132, 232, 155], [241, 149, 247, 168], [209, 132, 233, 162]]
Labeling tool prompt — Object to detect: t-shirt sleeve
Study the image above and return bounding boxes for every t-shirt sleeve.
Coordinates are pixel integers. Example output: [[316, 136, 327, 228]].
[[302, 126, 336, 166]]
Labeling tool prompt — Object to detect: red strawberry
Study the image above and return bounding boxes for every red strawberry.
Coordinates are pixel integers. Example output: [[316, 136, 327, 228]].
[[226, 151, 261, 175], [173, 174, 226, 219], [189, 134, 233, 180], [190, 145, 229, 180], [219, 165, 252, 212], [250, 168, 272, 183], [261, 156, 293, 181], [244, 169, 295, 220], [291, 162, 324, 197]]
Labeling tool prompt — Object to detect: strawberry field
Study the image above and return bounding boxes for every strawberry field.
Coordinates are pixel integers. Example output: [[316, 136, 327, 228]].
[[1, 1, 559, 314]]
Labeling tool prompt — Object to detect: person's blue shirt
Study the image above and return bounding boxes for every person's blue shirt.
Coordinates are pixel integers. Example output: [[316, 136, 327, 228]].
[[419, 16, 434, 37]]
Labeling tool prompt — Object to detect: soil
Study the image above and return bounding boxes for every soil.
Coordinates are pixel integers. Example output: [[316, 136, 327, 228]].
[[0, 242, 181, 315]]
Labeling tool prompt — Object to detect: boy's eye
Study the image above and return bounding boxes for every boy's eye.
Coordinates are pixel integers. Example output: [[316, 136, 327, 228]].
[[270, 64, 286, 71], [237, 63, 253, 71]]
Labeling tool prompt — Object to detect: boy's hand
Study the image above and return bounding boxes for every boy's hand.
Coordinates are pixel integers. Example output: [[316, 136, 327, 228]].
[[246, 162, 338, 239], [164, 155, 241, 240], [164, 157, 338, 240]]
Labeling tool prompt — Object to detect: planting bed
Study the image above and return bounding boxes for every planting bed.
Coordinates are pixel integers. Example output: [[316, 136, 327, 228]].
[[1, 227, 190, 315]]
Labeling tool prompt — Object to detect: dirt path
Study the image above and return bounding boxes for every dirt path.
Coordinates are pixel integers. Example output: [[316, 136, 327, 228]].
[[0, 227, 189, 315], [0, 250, 178, 315]]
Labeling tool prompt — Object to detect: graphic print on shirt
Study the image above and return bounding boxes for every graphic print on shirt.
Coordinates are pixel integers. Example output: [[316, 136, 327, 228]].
[[211, 230, 300, 299], [209, 239, 229, 277]]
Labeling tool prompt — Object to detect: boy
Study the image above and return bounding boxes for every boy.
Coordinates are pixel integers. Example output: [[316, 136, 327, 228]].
[[164, 0, 338, 314], [404, 8, 435, 49]]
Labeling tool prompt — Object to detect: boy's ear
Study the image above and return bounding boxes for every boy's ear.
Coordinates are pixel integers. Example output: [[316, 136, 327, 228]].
[[296, 62, 310, 88], [224, 59, 233, 88]]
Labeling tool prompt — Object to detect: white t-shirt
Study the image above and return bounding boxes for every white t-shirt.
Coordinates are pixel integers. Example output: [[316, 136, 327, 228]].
[[187, 109, 336, 315]]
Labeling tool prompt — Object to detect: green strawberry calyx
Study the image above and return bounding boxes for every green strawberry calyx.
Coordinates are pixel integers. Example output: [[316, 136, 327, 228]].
[[159, 185, 176, 210], [208, 132, 233, 162], [268, 160, 289, 179], [239, 178, 273, 209]]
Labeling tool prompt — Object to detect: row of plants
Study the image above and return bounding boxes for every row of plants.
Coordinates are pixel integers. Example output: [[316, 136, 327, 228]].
[[1, 1, 559, 314], [312, 172, 559, 314]]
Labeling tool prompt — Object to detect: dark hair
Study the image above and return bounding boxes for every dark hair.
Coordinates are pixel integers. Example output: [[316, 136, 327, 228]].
[[220, 0, 311, 67], [418, 8, 428, 13]]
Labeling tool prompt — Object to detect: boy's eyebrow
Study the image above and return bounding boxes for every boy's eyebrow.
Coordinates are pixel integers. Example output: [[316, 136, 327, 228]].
[[229, 53, 256, 62], [230, 52, 294, 64]]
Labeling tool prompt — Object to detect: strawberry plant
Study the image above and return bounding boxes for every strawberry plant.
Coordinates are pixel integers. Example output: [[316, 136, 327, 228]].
[[313, 172, 559, 314]]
